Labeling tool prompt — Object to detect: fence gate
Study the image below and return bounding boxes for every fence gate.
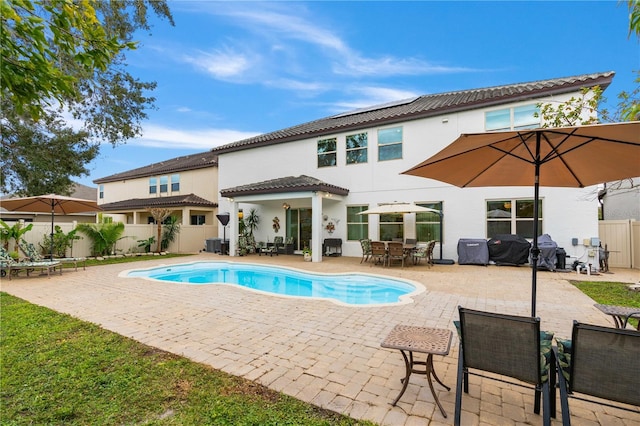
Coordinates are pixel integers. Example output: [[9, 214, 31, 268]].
[[598, 220, 637, 269]]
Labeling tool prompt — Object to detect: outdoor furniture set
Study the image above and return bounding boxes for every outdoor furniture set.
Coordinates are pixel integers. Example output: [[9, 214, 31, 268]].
[[361, 238, 435, 268], [381, 305, 639, 424]]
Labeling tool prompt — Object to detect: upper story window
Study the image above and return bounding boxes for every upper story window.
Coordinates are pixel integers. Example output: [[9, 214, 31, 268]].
[[486, 104, 540, 131], [99, 185, 104, 199], [378, 127, 402, 161], [317, 138, 337, 168], [486, 199, 542, 239], [171, 174, 180, 192], [160, 176, 168, 193], [347, 205, 368, 241], [346, 132, 368, 164], [149, 178, 157, 194]]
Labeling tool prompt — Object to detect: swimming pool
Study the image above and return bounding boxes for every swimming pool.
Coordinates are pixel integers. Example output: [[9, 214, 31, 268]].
[[123, 261, 424, 306]]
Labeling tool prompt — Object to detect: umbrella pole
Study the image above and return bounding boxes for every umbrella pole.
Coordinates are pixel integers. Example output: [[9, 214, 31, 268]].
[[50, 200, 55, 260], [433, 211, 454, 265], [530, 132, 542, 317]]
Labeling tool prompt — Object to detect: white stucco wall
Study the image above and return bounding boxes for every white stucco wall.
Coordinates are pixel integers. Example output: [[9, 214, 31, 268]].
[[217, 93, 601, 262]]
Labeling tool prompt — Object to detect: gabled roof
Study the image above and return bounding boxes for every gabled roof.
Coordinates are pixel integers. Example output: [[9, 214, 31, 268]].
[[94, 151, 218, 184], [220, 175, 349, 198], [211, 72, 614, 154], [99, 194, 217, 211]]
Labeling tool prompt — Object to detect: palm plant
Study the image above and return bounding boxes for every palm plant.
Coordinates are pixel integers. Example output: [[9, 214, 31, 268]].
[[76, 222, 125, 256], [161, 216, 180, 251], [0, 219, 33, 253], [147, 208, 171, 253], [245, 208, 260, 237]]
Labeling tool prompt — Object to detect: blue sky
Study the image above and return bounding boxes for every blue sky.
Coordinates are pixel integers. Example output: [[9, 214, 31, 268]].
[[80, 1, 639, 187]]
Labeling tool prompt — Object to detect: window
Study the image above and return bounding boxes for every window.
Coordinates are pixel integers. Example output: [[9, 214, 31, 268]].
[[171, 174, 180, 192], [347, 206, 368, 241], [415, 202, 442, 243], [346, 132, 368, 164], [99, 185, 104, 199], [149, 178, 157, 194], [317, 138, 337, 167], [486, 104, 540, 131], [191, 215, 205, 225], [378, 127, 402, 161], [379, 213, 403, 241], [486, 199, 542, 239], [160, 176, 168, 193]]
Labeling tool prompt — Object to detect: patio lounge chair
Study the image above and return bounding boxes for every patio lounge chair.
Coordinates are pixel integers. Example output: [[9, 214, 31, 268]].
[[19, 240, 86, 271], [454, 306, 555, 426], [555, 321, 640, 425], [0, 247, 62, 280]]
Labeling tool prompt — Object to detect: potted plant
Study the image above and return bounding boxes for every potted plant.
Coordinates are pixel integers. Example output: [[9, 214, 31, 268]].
[[302, 246, 312, 261]]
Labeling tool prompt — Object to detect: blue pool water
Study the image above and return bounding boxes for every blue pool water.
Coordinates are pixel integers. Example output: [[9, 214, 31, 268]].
[[125, 261, 422, 306]]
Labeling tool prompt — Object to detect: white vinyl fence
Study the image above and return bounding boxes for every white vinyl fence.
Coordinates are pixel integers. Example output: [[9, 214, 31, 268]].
[[15, 222, 217, 257]]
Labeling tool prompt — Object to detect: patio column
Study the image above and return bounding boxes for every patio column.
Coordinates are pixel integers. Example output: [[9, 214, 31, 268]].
[[311, 192, 323, 262], [228, 201, 239, 256]]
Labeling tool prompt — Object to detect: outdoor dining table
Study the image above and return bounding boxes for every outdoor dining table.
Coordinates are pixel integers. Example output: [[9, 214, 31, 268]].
[[381, 324, 453, 417]]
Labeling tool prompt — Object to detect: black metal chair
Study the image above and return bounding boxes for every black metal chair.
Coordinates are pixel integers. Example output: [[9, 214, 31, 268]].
[[454, 306, 555, 426], [555, 321, 640, 425], [623, 311, 640, 330]]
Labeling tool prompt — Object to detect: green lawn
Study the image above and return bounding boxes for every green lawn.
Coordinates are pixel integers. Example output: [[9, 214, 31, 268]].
[[570, 280, 640, 327], [0, 293, 373, 425]]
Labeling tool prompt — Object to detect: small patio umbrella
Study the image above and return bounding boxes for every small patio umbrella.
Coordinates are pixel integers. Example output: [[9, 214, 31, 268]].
[[357, 202, 440, 215], [1, 193, 101, 259], [402, 121, 640, 316]]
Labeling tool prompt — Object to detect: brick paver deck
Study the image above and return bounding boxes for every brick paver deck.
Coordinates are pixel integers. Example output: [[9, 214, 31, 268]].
[[2, 253, 639, 425]]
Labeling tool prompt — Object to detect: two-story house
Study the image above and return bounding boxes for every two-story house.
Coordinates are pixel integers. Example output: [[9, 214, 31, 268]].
[[94, 151, 220, 255], [213, 72, 615, 262]]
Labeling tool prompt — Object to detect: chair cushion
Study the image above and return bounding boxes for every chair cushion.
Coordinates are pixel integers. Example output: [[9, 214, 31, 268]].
[[555, 337, 572, 382]]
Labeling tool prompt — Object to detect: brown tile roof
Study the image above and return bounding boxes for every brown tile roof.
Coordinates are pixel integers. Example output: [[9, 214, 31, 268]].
[[99, 194, 217, 211], [220, 175, 349, 198], [211, 72, 614, 154], [94, 151, 218, 184]]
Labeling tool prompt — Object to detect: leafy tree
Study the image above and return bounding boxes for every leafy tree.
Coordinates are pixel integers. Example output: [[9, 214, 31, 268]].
[[76, 222, 125, 256], [1, 100, 98, 195], [1, 0, 174, 195], [1, 0, 173, 120], [245, 209, 260, 237]]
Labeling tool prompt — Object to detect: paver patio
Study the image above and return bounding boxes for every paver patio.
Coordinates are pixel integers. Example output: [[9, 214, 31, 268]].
[[2, 253, 639, 425]]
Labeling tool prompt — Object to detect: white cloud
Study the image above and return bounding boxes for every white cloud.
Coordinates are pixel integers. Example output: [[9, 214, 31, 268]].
[[327, 86, 422, 113], [183, 47, 253, 80], [126, 125, 261, 150]]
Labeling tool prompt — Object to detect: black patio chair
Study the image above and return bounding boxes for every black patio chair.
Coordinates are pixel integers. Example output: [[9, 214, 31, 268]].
[[555, 321, 640, 425], [454, 306, 555, 426]]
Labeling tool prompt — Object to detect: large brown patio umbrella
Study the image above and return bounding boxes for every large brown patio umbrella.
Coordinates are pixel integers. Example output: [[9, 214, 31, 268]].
[[402, 121, 640, 316], [1, 194, 101, 259]]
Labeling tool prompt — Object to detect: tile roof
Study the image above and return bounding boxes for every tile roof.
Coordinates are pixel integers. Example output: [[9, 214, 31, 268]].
[[99, 194, 217, 211], [220, 175, 350, 198], [211, 72, 614, 154], [94, 151, 218, 184]]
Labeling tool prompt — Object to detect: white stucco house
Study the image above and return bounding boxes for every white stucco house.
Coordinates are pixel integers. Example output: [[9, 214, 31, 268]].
[[213, 72, 616, 263]]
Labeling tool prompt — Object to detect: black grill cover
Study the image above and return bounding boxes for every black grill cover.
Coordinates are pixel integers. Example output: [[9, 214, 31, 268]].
[[487, 234, 531, 265]]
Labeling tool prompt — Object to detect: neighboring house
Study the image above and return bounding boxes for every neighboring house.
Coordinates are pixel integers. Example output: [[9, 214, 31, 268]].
[[0, 182, 98, 224], [94, 151, 219, 226], [213, 72, 616, 263]]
